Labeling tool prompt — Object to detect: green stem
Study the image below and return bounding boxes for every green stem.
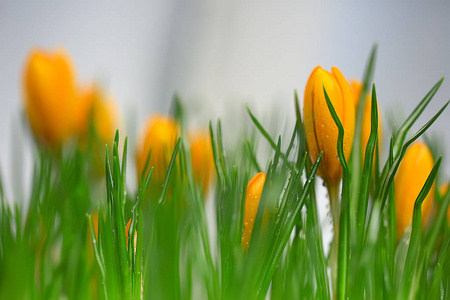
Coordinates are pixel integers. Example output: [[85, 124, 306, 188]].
[[328, 181, 340, 298]]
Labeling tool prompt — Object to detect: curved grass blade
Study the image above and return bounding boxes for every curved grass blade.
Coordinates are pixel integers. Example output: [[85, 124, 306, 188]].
[[323, 86, 350, 300], [158, 137, 182, 205], [392, 78, 444, 158], [246, 104, 292, 168], [209, 122, 225, 184], [350, 45, 378, 222], [424, 179, 450, 264], [245, 140, 262, 172], [258, 151, 323, 297], [427, 233, 450, 299], [400, 156, 442, 299], [379, 101, 449, 210], [305, 176, 331, 299], [357, 84, 378, 246], [88, 214, 108, 299], [294, 90, 307, 167]]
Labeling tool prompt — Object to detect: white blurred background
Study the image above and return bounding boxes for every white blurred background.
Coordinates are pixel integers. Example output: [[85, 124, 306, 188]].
[[1, 2, 450, 243]]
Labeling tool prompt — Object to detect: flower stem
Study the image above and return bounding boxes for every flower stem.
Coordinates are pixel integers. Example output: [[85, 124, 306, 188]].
[[328, 181, 340, 298]]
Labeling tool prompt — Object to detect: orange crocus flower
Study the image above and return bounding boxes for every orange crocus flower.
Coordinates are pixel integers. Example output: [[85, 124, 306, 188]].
[[136, 115, 179, 183], [241, 172, 266, 251], [23, 48, 78, 147], [395, 142, 435, 238], [189, 131, 214, 193], [303, 66, 355, 189]]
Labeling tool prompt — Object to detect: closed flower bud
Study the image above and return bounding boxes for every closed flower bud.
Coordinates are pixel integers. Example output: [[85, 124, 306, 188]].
[[395, 142, 434, 238], [242, 172, 266, 251], [136, 115, 179, 183], [23, 48, 78, 147], [189, 131, 214, 193], [303, 66, 355, 188], [76, 85, 119, 144], [350, 80, 383, 163]]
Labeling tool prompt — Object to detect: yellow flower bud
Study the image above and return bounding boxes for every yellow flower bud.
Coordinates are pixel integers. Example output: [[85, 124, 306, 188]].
[[241, 172, 266, 251], [136, 115, 179, 183], [76, 85, 119, 144], [350, 80, 383, 163], [189, 131, 214, 193], [395, 142, 434, 238], [23, 48, 78, 147], [303, 66, 355, 188]]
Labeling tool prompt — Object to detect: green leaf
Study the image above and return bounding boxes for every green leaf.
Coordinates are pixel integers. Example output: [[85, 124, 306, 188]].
[[357, 84, 379, 246], [323, 86, 351, 300], [246, 104, 292, 168], [392, 78, 444, 158], [209, 122, 225, 184], [158, 137, 182, 205], [400, 156, 442, 299], [350, 44, 378, 228], [379, 101, 449, 211]]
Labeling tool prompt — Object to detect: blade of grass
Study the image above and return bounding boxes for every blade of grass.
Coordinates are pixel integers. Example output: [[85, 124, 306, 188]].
[[258, 152, 323, 297], [357, 84, 378, 246], [246, 104, 293, 169], [350, 45, 378, 225], [245, 140, 262, 172], [294, 90, 307, 168], [379, 101, 449, 211], [393, 78, 444, 158], [209, 122, 225, 184], [158, 137, 182, 205], [400, 156, 442, 299], [424, 180, 450, 265], [324, 86, 350, 300]]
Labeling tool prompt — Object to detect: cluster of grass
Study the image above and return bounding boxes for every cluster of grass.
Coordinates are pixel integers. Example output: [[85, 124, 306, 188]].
[[1, 46, 450, 299]]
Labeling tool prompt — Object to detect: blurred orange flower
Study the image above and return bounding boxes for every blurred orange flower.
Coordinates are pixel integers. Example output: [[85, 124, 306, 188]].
[[23, 48, 78, 147], [189, 131, 214, 193], [76, 85, 119, 145], [136, 115, 179, 183]]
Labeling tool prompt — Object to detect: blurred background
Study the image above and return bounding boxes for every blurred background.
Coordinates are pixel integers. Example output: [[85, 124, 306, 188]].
[[1, 1, 450, 207]]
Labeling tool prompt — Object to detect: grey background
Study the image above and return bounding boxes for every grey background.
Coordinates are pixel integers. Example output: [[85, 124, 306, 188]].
[[1, 2, 450, 204]]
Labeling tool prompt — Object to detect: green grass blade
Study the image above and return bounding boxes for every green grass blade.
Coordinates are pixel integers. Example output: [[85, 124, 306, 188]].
[[245, 140, 262, 172], [324, 86, 350, 300], [246, 104, 292, 168], [400, 156, 442, 299], [294, 90, 307, 167], [357, 84, 378, 246], [427, 234, 449, 299], [258, 152, 323, 297], [350, 45, 378, 225], [158, 137, 182, 205], [424, 179, 450, 264], [392, 78, 444, 158], [209, 122, 225, 184], [379, 101, 449, 210]]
